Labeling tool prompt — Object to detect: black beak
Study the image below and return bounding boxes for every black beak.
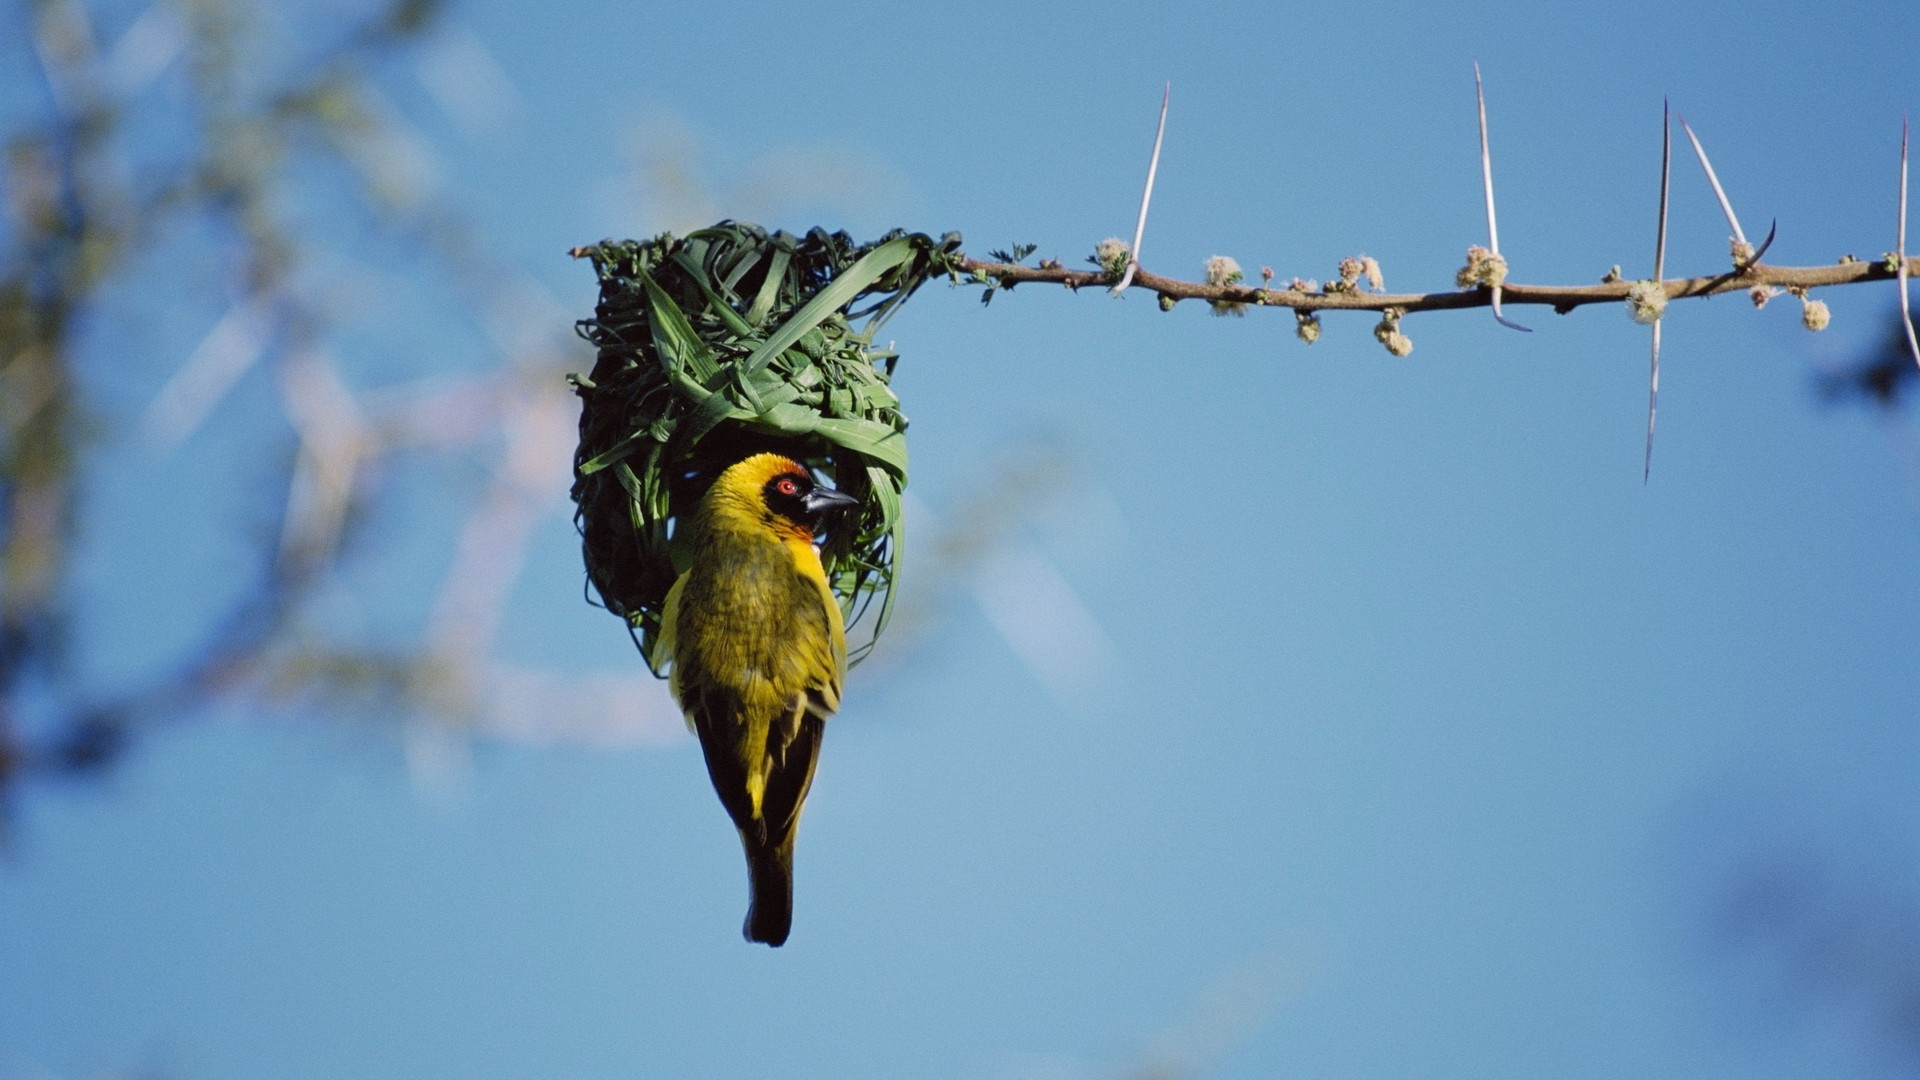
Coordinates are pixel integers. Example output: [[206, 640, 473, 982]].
[[803, 486, 859, 515]]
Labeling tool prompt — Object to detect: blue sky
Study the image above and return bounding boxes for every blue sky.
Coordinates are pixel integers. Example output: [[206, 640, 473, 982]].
[[5, 2, 1920, 1078]]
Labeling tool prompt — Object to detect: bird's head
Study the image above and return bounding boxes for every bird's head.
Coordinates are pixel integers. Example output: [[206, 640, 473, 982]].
[[708, 453, 859, 540]]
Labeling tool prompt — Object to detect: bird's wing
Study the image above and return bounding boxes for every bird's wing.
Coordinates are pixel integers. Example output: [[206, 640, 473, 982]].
[[753, 554, 840, 839], [761, 699, 825, 837], [655, 570, 688, 690], [788, 546, 846, 721], [685, 681, 761, 838]]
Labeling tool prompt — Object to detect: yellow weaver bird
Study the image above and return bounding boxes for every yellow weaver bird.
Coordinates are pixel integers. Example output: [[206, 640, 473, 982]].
[[657, 452, 857, 946]]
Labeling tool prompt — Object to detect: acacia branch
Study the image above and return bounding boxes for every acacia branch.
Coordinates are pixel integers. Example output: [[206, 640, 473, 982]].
[[954, 254, 1920, 317]]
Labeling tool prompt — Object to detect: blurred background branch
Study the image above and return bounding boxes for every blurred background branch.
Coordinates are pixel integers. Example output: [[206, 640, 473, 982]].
[[0, 0, 720, 819]]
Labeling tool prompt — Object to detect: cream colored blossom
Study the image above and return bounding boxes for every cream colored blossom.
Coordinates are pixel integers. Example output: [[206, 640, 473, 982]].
[[1626, 280, 1668, 325], [1801, 297, 1830, 331], [1205, 255, 1247, 316], [1360, 256, 1384, 292], [1373, 308, 1410, 354], [1455, 245, 1508, 288], [1204, 255, 1244, 287]]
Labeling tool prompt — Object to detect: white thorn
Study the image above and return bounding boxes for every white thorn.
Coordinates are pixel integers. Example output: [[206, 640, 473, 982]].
[[1645, 322, 1663, 483], [1111, 82, 1169, 297], [1643, 99, 1674, 478], [1475, 63, 1500, 256], [1646, 99, 1672, 483], [1475, 64, 1530, 332], [1899, 114, 1920, 374], [1678, 115, 1749, 249]]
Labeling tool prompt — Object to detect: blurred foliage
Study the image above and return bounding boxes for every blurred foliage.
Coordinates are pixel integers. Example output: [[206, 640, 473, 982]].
[[1819, 310, 1920, 408], [569, 222, 960, 667], [0, 0, 467, 814], [1706, 847, 1920, 1067]]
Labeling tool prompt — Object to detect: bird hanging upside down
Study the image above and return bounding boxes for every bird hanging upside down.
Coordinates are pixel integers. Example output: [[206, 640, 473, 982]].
[[657, 453, 857, 946]]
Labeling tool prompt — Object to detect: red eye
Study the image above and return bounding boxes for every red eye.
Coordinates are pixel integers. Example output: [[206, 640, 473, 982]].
[[776, 478, 798, 496]]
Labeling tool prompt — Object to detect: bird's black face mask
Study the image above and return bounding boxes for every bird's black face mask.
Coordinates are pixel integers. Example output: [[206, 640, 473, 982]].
[[763, 471, 858, 528]]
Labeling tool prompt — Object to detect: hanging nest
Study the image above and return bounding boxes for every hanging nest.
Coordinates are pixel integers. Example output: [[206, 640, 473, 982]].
[[569, 221, 962, 671]]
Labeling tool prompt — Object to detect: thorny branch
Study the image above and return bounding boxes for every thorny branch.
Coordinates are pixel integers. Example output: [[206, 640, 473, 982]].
[[953, 254, 1920, 318], [1026, 76, 1920, 417]]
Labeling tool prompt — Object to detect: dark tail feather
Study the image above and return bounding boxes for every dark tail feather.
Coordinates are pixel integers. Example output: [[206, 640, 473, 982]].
[[743, 840, 794, 946]]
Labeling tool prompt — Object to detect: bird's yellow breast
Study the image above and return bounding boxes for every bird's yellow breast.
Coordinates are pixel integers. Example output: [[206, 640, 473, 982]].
[[674, 528, 839, 702]]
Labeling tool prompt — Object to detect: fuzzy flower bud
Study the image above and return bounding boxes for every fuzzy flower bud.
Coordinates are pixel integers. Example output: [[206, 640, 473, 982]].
[[1337, 256, 1363, 288], [1360, 255, 1384, 292], [1260, 265, 1275, 283], [1095, 237, 1130, 277], [1204, 255, 1244, 287], [1295, 311, 1321, 345], [1731, 238, 1755, 265], [1749, 285, 1776, 309], [1801, 297, 1830, 331], [1373, 308, 1410, 355], [1158, 293, 1176, 312], [1625, 280, 1668, 325], [1205, 255, 1248, 316], [1455, 245, 1508, 289]]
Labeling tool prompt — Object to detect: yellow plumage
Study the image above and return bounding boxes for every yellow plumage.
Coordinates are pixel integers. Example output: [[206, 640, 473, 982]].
[[656, 453, 851, 946]]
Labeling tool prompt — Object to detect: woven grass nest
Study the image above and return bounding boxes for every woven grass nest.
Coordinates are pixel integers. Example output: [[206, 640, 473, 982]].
[[569, 221, 962, 670]]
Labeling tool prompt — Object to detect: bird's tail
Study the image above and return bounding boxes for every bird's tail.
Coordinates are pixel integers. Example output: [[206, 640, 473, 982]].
[[743, 837, 794, 947]]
